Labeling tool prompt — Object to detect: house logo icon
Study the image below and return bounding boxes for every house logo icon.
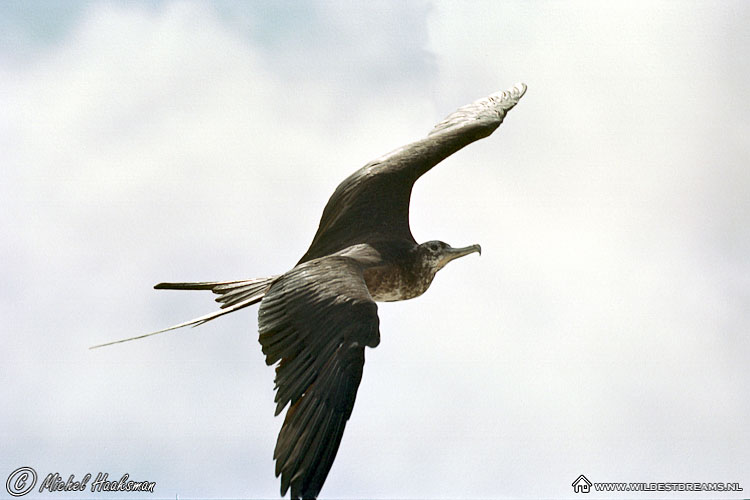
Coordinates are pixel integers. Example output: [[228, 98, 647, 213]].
[[572, 474, 592, 493]]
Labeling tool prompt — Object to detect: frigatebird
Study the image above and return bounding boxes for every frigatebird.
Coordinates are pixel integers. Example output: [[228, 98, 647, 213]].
[[92, 83, 526, 499]]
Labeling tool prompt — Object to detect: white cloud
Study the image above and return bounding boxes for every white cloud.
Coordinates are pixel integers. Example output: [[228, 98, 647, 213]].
[[1, 1, 749, 499], [420, 1, 750, 496], [0, 2, 440, 498]]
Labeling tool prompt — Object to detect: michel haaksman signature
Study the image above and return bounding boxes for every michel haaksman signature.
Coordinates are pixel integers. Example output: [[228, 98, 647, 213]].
[[6, 467, 156, 496]]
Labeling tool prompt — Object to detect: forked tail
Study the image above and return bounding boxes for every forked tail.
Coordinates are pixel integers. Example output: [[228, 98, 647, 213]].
[[90, 275, 280, 349]]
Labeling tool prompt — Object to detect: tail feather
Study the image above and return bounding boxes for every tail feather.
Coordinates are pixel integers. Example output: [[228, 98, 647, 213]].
[[156, 277, 277, 309], [90, 275, 280, 349], [214, 278, 279, 309], [153, 280, 247, 290]]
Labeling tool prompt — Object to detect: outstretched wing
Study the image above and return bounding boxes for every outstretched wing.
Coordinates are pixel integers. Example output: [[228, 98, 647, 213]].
[[299, 83, 527, 263], [258, 253, 380, 499]]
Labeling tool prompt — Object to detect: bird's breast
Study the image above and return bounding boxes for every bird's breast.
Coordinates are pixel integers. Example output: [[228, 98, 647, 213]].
[[363, 264, 432, 302]]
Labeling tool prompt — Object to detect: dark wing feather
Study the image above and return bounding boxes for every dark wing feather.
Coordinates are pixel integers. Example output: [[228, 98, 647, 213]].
[[299, 83, 526, 263], [258, 254, 380, 499]]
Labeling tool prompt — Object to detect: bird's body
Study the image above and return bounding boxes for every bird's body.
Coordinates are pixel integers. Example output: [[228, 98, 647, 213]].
[[93, 83, 526, 499]]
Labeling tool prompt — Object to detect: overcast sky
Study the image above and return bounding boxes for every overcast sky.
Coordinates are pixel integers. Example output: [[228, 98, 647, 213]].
[[2, 1, 749, 499]]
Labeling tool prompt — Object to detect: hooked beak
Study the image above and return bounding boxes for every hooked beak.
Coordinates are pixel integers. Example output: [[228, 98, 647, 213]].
[[439, 244, 482, 267]]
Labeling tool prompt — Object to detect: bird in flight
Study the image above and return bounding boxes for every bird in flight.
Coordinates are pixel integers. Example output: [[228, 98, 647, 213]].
[[92, 83, 526, 499]]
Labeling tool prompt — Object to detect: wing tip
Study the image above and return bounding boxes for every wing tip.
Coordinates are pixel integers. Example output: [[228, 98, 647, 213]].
[[493, 81, 527, 109], [429, 81, 527, 136]]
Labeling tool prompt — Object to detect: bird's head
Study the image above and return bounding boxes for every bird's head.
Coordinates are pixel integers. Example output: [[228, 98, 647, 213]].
[[416, 241, 482, 275]]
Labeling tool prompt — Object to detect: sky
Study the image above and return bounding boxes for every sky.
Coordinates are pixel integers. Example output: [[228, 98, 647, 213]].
[[1, 1, 749, 499]]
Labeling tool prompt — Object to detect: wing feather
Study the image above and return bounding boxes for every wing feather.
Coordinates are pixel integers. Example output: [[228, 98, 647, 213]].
[[258, 253, 380, 499], [299, 83, 526, 262]]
